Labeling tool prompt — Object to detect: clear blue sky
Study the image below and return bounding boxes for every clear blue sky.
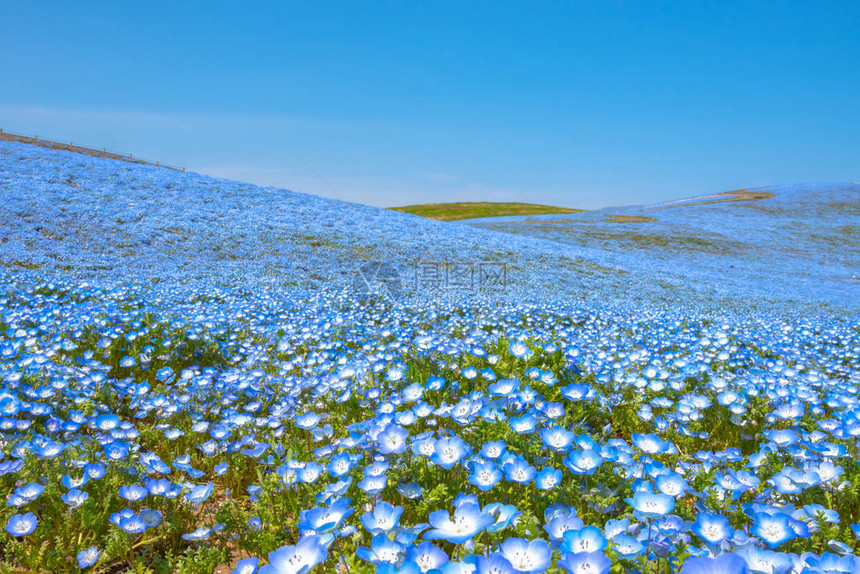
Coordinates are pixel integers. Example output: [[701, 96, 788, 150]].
[[1, 1, 857, 208]]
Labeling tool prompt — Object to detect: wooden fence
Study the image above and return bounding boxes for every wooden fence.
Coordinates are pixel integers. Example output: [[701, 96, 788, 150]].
[[0, 129, 185, 171]]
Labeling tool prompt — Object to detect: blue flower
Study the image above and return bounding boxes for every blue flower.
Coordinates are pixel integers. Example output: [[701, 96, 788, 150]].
[[360, 501, 403, 534], [509, 340, 533, 359], [62, 488, 89, 507], [119, 484, 148, 501], [405, 541, 448, 572], [749, 512, 795, 548], [181, 527, 212, 541], [691, 513, 734, 546], [5, 512, 37, 536], [469, 460, 503, 491], [120, 515, 148, 534], [14, 482, 45, 503], [503, 457, 536, 484], [185, 482, 214, 504], [356, 534, 404, 565], [564, 449, 604, 475], [480, 441, 507, 459], [475, 554, 516, 574], [541, 426, 576, 453], [378, 424, 409, 455], [499, 538, 551, 574], [527, 465, 561, 490], [298, 498, 353, 535], [557, 551, 610, 574], [259, 535, 327, 573], [632, 433, 673, 455], [77, 546, 101, 569], [611, 534, 644, 559], [560, 526, 607, 554], [397, 482, 424, 499], [425, 502, 494, 544], [485, 503, 520, 533], [232, 557, 259, 574], [626, 490, 675, 519], [680, 553, 749, 574], [431, 436, 472, 469]]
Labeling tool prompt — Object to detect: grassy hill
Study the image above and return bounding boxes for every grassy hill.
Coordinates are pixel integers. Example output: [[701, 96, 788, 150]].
[[389, 201, 584, 221]]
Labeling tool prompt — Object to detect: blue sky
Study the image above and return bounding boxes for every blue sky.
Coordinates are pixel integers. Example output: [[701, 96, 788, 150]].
[[1, 1, 857, 208]]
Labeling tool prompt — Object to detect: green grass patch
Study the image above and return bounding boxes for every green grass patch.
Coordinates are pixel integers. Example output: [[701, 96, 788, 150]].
[[389, 202, 584, 221]]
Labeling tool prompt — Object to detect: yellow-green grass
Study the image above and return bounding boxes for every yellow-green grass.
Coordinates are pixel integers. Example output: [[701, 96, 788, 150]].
[[389, 202, 584, 222]]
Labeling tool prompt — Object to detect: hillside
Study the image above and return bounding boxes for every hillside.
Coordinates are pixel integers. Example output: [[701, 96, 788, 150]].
[[0, 140, 856, 311]]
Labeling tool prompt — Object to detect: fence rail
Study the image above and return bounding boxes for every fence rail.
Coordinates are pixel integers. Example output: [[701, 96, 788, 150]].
[[0, 129, 185, 172]]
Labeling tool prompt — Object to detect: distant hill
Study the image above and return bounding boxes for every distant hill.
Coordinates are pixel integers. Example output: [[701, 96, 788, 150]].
[[390, 202, 584, 221], [0, 139, 856, 311]]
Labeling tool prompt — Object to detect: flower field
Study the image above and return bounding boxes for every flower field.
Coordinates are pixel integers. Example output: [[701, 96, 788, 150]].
[[0, 141, 859, 573]]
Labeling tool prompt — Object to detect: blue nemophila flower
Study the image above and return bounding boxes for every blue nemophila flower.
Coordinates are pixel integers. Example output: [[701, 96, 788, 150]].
[[185, 482, 214, 504], [611, 534, 645, 559], [431, 436, 472, 469], [561, 383, 592, 401], [5, 512, 37, 536], [509, 340, 533, 359], [119, 484, 148, 501], [405, 541, 448, 572], [632, 433, 674, 455], [94, 413, 120, 431], [139, 509, 163, 529], [62, 488, 89, 507], [61, 474, 88, 490], [544, 511, 584, 541], [120, 514, 148, 534], [361, 501, 403, 534], [655, 472, 688, 497], [182, 527, 212, 541], [357, 473, 387, 495], [425, 502, 494, 544], [298, 498, 353, 535], [749, 512, 795, 548], [691, 513, 734, 546], [557, 551, 610, 574], [14, 482, 45, 503], [503, 456, 536, 484], [397, 482, 424, 499], [295, 412, 322, 430], [378, 424, 409, 455], [509, 414, 537, 434], [489, 378, 520, 397], [481, 441, 507, 459], [499, 538, 551, 574], [298, 463, 324, 484], [232, 557, 259, 574], [475, 554, 516, 574], [626, 490, 675, 519], [541, 426, 575, 453], [36, 440, 64, 458], [561, 526, 607, 554], [469, 460, 503, 491], [485, 503, 520, 533], [357, 534, 404, 565], [534, 467, 562, 491], [564, 449, 604, 475], [680, 553, 749, 574], [77, 546, 101, 569], [258, 535, 327, 574]]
